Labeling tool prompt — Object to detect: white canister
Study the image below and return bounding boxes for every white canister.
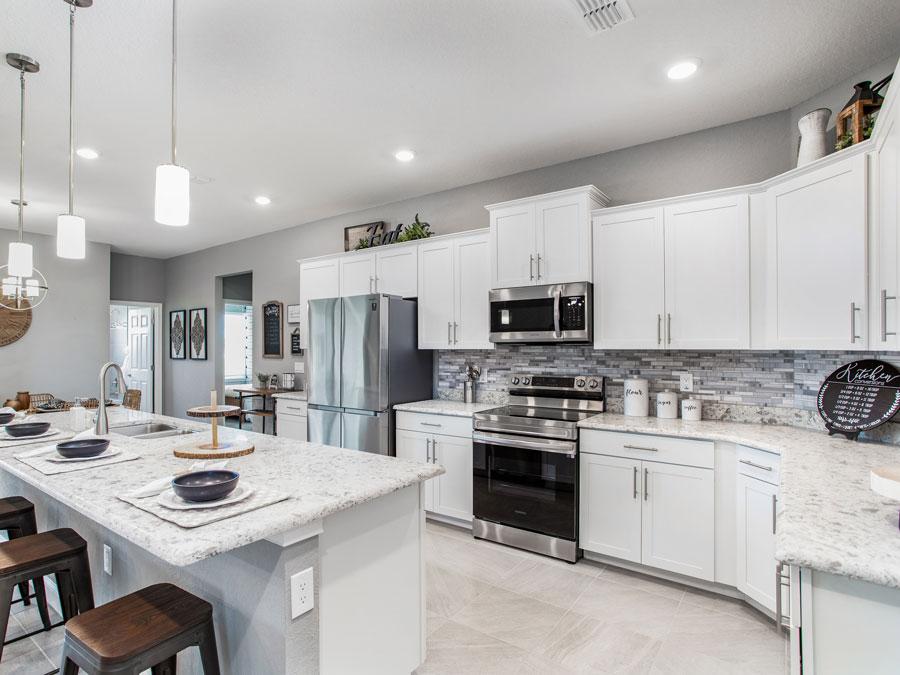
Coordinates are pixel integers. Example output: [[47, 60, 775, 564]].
[[656, 390, 678, 419], [681, 398, 702, 422], [623, 378, 649, 417]]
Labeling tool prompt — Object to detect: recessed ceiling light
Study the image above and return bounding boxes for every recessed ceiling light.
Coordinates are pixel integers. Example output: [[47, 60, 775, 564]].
[[667, 59, 700, 80], [254, 195, 271, 206], [394, 149, 415, 162], [75, 147, 99, 159]]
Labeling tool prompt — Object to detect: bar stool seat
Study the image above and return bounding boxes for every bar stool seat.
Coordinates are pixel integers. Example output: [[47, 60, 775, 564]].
[[60, 583, 220, 674], [0, 496, 34, 521], [0, 496, 44, 612]]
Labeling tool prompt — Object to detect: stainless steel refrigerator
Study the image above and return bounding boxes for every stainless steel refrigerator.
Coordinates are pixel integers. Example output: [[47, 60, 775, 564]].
[[306, 294, 433, 455]]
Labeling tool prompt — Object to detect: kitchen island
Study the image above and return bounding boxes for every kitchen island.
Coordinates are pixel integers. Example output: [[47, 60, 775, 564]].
[[0, 408, 442, 674]]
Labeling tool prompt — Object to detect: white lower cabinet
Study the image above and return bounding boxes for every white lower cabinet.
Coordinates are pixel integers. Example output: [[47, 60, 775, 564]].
[[395, 414, 473, 523], [735, 451, 780, 612], [580, 454, 642, 563], [276, 399, 308, 442]]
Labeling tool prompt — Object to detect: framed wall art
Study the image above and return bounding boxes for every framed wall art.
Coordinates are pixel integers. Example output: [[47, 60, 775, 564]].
[[287, 303, 302, 324], [344, 221, 384, 251], [262, 301, 283, 358], [169, 310, 186, 360], [189, 308, 208, 360]]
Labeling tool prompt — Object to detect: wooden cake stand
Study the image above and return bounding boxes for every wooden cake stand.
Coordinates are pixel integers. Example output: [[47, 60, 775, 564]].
[[176, 391, 254, 459]]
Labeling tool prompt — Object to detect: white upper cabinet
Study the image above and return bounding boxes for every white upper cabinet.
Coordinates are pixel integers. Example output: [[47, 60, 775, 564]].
[[488, 186, 609, 289], [339, 253, 375, 297], [418, 231, 493, 350], [375, 246, 418, 298], [298, 257, 340, 348], [765, 152, 868, 349], [593, 207, 665, 349], [664, 195, 750, 349]]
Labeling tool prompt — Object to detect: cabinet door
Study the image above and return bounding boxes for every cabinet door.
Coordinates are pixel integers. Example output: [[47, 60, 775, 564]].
[[395, 430, 434, 511], [375, 246, 418, 298], [871, 101, 900, 349], [432, 434, 473, 523], [298, 257, 340, 348], [736, 473, 778, 612], [579, 453, 642, 563], [490, 203, 536, 288], [766, 153, 868, 349], [277, 414, 307, 442], [592, 208, 665, 349], [417, 240, 455, 349], [664, 194, 750, 349], [641, 461, 715, 581], [339, 253, 375, 297], [535, 194, 591, 284], [454, 234, 493, 349]]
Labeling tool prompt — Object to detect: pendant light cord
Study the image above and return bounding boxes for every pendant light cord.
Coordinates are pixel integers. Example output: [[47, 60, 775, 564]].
[[17, 68, 25, 243], [171, 0, 177, 166], [68, 3, 75, 215]]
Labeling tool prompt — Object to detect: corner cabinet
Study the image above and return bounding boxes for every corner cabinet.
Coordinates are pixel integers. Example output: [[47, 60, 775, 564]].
[[765, 152, 868, 349], [487, 186, 609, 289], [417, 231, 493, 350], [592, 194, 750, 350]]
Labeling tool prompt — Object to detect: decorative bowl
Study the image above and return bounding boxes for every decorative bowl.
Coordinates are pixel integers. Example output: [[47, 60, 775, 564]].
[[56, 438, 110, 459], [0, 413, 14, 425], [172, 470, 240, 503], [4, 422, 51, 438]]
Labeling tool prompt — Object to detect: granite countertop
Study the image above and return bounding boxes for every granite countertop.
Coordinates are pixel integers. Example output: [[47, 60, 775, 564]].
[[578, 413, 900, 589], [272, 391, 307, 402], [0, 409, 442, 567], [393, 399, 498, 417]]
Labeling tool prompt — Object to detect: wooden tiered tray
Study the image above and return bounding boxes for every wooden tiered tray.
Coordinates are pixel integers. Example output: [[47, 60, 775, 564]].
[[176, 396, 253, 459]]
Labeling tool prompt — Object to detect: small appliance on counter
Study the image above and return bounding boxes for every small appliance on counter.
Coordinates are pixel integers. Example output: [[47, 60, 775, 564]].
[[488, 282, 592, 344], [472, 373, 605, 563], [464, 363, 481, 403], [656, 390, 678, 419], [623, 376, 649, 417]]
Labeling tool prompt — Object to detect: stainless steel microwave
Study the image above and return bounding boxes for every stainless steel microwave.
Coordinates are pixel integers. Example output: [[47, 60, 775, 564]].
[[488, 282, 593, 344]]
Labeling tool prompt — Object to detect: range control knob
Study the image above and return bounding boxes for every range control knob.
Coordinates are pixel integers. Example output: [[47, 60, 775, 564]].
[[522, 377, 531, 386], [511, 377, 520, 385], [575, 378, 586, 387], [588, 379, 599, 389]]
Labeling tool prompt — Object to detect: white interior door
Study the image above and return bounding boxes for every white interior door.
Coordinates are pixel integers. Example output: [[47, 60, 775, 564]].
[[340, 254, 376, 297], [535, 194, 591, 284], [579, 453, 642, 563], [125, 307, 153, 412], [453, 234, 493, 349], [417, 240, 455, 349], [490, 203, 536, 288], [593, 207, 665, 349], [664, 194, 750, 349]]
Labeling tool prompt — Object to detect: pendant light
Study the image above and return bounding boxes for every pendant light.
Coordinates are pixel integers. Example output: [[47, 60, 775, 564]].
[[57, 0, 92, 260], [2, 53, 49, 311], [154, 0, 190, 226]]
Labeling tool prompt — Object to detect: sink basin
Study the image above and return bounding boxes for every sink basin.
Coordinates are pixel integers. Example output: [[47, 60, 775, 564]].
[[111, 423, 196, 439]]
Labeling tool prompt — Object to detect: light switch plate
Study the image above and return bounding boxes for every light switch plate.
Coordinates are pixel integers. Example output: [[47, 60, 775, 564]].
[[103, 544, 112, 575], [679, 373, 694, 393], [290, 567, 314, 619], [294, 361, 305, 373]]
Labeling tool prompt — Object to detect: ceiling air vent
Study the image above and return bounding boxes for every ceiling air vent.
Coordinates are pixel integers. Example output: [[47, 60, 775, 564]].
[[570, 0, 635, 34]]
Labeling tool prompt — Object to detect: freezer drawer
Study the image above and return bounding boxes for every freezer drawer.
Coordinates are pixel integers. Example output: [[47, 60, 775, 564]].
[[308, 406, 342, 447], [342, 410, 391, 455]]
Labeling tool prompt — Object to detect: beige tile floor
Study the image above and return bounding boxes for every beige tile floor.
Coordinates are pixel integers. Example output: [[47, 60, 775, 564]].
[[0, 522, 789, 674]]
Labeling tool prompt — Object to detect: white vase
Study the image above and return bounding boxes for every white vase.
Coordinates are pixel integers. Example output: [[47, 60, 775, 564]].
[[797, 108, 831, 167]]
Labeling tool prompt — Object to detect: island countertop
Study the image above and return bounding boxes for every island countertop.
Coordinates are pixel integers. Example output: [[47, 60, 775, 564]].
[[578, 413, 900, 590], [0, 409, 442, 567]]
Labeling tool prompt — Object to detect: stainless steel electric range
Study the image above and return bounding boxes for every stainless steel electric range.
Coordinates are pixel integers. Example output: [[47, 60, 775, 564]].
[[471, 374, 605, 563]]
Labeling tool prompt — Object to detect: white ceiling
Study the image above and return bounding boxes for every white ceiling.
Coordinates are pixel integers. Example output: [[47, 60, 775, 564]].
[[2, 0, 899, 258]]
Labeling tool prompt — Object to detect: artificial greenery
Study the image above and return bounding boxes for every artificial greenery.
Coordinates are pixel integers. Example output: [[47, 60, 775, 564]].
[[353, 214, 433, 250], [256, 373, 269, 387], [396, 214, 432, 243]]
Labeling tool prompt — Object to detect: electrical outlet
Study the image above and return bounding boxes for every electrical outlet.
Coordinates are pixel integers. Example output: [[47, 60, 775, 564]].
[[103, 544, 113, 575], [290, 567, 314, 619], [679, 373, 694, 393]]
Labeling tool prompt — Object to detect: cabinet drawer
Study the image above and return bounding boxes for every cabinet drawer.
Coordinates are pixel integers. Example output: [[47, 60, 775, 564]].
[[395, 411, 473, 438], [580, 430, 714, 469], [736, 445, 780, 485], [277, 400, 308, 417]]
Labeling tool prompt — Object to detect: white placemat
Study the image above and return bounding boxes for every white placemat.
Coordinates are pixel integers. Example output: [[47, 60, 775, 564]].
[[118, 485, 290, 528], [15, 445, 139, 475], [0, 428, 70, 448]]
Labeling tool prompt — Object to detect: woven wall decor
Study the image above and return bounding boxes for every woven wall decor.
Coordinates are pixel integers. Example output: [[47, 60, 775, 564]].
[[0, 301, 31, 347]]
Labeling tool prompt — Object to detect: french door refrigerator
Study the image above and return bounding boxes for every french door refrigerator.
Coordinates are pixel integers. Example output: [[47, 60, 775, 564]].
[[306, 294, 433, 455]]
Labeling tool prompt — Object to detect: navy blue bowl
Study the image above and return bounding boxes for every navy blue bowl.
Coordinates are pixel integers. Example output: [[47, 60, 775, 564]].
[[0, 413, 14, 425], [172, 470, 240, 503], [4, 422, 51, 438], [56, 438, 110, 459]]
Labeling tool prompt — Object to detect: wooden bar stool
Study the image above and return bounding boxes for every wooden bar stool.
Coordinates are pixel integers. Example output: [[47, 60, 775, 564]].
[[0, 496, 47, 616], [59, 583, 220, 674], [0, 528, 94, 661]]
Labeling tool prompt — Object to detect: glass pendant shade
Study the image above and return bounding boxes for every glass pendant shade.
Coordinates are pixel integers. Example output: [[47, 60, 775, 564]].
[[56, 213, 86, 259], [1, 277, 16, 296], [154, 163, 190, 226], [8, 241, 33, 278]]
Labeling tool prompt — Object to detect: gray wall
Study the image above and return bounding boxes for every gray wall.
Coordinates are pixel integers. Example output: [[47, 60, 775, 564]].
[[222, 272, 252, 302], [162, 110, 792, 416], [110, 253, 166, 303], [788, 53, 898, 165], [0, 230, 110, 401]]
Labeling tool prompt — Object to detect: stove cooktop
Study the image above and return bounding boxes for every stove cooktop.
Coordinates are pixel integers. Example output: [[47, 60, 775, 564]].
[[474, 405, 596, 425]]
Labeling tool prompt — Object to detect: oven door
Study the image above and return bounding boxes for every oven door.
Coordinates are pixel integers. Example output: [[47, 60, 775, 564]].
[[472, 431, 578, 541], [488, 282, 592, 343]]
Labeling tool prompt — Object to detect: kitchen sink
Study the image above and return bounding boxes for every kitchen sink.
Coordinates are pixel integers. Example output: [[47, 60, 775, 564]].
[[110, 423, 196, 440]]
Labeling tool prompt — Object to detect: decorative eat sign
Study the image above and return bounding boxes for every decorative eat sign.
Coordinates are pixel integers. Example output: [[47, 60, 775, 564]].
[[817, 359, 900, 440]]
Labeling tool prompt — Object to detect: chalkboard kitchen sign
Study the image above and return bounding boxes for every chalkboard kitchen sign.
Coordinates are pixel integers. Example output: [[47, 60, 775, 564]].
[[817, 359, 900, 440], [262, 301, 283, 359]]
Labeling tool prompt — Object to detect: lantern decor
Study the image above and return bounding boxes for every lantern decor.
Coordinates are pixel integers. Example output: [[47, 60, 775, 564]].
[[835, 75, 892, 150]]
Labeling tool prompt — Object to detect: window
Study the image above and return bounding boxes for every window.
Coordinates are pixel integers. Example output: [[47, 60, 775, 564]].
[[224, 303, 253, 385]]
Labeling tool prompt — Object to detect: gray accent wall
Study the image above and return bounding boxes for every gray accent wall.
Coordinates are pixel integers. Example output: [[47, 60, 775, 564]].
[[110, 253, 166, 303], [0, 230, 110, 401]]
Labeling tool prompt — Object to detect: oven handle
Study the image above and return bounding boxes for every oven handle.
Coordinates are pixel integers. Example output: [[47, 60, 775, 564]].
[[473, 431, 576, 456]]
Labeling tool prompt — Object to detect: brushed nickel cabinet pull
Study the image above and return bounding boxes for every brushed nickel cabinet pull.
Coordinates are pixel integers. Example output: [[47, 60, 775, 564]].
[[633, 466, 638, 499], [739, 459, 773, 471], [644, 467, 649, 501], [624, 444, 658, 452], [667, 313, 672, 345], [772, 493, 777, 535], [850, 302, 861, 343], [448, 321, 452, 345], [657, 314, 662, 345], [453, 322, 459, 344], [536, 254, 542, 280], [882, 290, 897, 341], [529, 254, 534, 281]]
